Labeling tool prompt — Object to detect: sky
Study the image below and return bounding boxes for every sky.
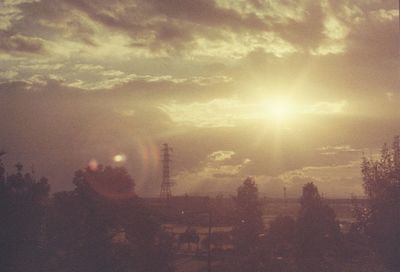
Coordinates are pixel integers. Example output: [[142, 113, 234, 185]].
[[0, 0, 399, 198]]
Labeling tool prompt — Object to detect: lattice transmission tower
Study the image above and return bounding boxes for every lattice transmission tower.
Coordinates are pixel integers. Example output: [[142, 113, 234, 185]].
[[160, 143, 174, 199]]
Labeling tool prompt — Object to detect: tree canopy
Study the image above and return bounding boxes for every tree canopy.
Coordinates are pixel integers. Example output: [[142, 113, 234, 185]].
[[0, 158, 49, 272], [360, 136, 400, 271], [296, 183, 343, 272]]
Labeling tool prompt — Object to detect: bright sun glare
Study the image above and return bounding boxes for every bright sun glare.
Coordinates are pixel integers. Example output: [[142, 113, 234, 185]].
[[266, 98, 293, 121]]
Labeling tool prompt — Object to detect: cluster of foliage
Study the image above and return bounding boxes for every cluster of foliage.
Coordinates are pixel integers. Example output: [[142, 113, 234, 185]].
[[225, 136, 400, 272], [1, 136, 398, 272], [358, 136, 400, 271], [295, 183, 343, 272], [228, 179, 343, 272], [0, 156, 174, 272], [231, 177, 264, 271], [0, 161, 49, 272]]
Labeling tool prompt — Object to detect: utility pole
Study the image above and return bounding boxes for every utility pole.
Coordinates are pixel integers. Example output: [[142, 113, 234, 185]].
[[160, 143, 173, 199], [31, 164, 36, 181], [207, 208, 212, 272], [283, 186, 287, 207]]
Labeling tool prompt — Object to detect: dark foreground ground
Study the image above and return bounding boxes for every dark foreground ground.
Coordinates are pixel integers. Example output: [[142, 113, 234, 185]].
[[145, 197, 371, 272]]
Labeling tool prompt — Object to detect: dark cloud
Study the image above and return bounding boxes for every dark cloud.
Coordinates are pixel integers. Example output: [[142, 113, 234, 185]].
[[274, 1, 326, 49], [3, 0, 397, 59], [142, 0, 267, 30], [0, 34, 45, 54], [348, 11, 399, 60]]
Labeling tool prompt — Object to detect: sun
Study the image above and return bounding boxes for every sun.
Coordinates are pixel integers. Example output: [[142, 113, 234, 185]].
[[266, 98, 293, 121]]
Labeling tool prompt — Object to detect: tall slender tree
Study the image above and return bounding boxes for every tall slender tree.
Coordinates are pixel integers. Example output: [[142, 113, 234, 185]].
[[296, 183, 343, 272], [231, 177, 264, 271]]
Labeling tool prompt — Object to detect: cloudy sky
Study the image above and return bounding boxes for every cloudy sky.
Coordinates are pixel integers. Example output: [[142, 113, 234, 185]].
[[0, 0, 399, 197]]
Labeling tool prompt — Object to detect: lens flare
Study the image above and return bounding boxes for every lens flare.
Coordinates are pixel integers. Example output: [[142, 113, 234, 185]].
[[113, 154, 127, 162], [88, 158, 98, 171]]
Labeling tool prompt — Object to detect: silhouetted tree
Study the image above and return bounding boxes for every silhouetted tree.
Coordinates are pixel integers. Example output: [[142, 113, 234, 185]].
[[358, 136, 400, 271], [258, 215, 297, 272], [110, 198, 174, 272], [0, 158, 49, 272], [46, 165, 174, 272], [295, 183, 343, 272], [231, 177, 264, 271], [46, 180, 116, 271]]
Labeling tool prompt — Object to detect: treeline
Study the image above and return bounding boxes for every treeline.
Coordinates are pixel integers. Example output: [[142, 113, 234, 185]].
[[0, 163, 174, 272], [222, 136, 400, 272], [0, 136, 399, 272]]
